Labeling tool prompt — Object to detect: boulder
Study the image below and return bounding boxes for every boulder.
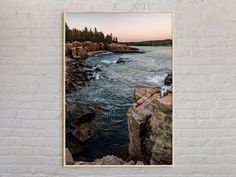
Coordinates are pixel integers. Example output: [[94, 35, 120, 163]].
[[134, 88, 146, 102], [78, 47, 88, 59], [74, 155, 128, 165], [73, 47, 88, 60], [65, 42, 88, 60], [71, 47, 77, 58], [99, 42, 105, 50], [65, 43, 73, 56], [134, 88, 160, 106], [117, 58, 126, 63], [83, 41, 101, 51], [136, 161, 144, 165], [68, 110, 97, 143], [72, 123, 94, 143], [65, 148, 74, 165], [74, 112, 96, 124], [72, 41, 83, 47], [157, 92, 172, 113], [125, 160, 136, 165], [164, 73, 172, 86]]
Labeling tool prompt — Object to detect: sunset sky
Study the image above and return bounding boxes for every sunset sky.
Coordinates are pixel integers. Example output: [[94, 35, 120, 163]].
[[65, 12, 172, 42]]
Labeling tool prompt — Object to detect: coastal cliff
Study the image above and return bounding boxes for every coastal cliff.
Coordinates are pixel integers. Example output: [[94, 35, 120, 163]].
[[127, 88, 172, 165]]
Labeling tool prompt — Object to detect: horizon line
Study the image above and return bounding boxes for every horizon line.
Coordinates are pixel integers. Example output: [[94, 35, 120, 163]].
[[120, 39, 172, 43]]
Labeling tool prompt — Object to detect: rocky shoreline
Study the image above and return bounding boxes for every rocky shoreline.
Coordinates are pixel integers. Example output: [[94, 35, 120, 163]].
[[65, 41, 142, 93], [65, 41, 142, 61], [65, 41, 172, 165]]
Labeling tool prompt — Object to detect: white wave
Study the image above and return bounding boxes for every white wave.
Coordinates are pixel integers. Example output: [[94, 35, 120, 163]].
[[92, 65, 101, 71], [146, 74, 166, 85], [95, 73, 100, 80], [161, 85, 171, 98], [101, 60, 117, 64]]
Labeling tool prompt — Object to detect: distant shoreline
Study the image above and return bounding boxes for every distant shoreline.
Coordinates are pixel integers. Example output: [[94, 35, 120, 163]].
[[122, 39, 172, 47]]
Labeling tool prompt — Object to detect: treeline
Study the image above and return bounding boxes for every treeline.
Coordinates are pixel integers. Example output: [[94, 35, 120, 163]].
[[123, 39, 172, 46], [65, 23, 118, 44]]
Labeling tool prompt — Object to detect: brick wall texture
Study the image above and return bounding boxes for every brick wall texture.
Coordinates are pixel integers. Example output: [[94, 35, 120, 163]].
[[0, 0, 236, 176]]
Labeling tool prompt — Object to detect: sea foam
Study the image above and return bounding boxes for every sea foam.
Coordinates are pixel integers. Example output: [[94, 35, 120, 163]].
[[146, 74, 166, 86], [101, 60, 117, 64]]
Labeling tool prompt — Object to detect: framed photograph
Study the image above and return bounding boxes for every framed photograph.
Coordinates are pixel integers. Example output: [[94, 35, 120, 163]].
[[63, 12, 173, 167]]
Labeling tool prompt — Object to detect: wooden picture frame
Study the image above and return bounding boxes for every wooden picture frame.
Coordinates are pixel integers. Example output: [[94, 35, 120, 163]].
[[62, 11, 174, 167]]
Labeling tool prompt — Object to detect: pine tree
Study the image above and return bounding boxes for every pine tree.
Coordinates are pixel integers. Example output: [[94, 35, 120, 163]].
[[65, 25, 118, 43], [65, 23, 73, 42]]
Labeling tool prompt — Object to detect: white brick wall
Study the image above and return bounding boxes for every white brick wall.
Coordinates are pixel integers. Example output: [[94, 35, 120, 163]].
[[0, 0, 236, 176]]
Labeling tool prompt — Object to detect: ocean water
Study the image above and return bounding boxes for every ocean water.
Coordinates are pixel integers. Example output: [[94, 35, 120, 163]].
[[69, 46, 172, 161]]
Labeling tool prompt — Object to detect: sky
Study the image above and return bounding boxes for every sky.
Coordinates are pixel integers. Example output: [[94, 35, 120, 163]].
[[65, 12, 172, 42]]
